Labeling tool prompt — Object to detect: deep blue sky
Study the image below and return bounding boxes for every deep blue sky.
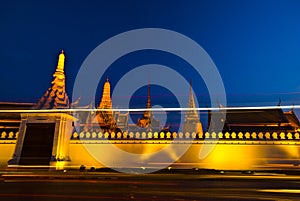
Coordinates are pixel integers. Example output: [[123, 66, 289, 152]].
[[1, 0, 300, 107]]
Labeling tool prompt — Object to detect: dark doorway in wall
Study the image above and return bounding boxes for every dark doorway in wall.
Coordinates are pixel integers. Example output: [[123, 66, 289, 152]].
[[19, 123, 55, 165]]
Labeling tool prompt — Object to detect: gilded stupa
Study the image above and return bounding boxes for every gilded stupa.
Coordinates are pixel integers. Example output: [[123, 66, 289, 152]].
[[182, 81, 203, 134], [33, 50, 69, 109], [92, 77, 119, 133], [137, 83, 160, 130], [99, 77, 112, 110]]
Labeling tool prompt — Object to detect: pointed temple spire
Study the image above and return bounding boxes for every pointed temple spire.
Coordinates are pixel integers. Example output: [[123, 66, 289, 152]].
[[143, 82, 152, 119], [93, 77, 118, 133], [183, 80, 203, 134], [33, 50, 70, 109], [147, 81, 151, 108], [186, 80, 200, 121], [137, 83, 160, 129], [99, 77, 112, 109]]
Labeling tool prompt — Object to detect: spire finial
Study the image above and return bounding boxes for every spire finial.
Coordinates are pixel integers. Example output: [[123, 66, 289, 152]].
[[56, 50, 65, 72]]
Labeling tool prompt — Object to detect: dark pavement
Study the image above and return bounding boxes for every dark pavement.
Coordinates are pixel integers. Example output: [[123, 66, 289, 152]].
[[1, 169, 300, 200]]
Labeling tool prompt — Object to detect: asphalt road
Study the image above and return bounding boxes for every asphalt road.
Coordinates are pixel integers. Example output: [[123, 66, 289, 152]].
[[1, 170, 300, 200]]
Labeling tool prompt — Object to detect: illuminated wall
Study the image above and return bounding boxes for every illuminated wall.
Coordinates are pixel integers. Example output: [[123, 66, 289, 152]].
[[1, 131, 300, 170]]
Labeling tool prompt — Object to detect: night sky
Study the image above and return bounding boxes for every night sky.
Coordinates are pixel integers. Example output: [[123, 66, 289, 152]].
[[1, 0, 300, 108]]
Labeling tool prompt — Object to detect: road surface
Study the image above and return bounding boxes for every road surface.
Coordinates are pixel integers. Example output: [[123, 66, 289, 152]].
[[1, 169, 300, 200]]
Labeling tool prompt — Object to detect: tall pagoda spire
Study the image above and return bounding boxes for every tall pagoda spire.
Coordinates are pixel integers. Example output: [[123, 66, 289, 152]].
[[186, 80, 200, 121], [99, 77, 112, 109], [183, 80, 203, 134], [137, 83, 160, 129], [93, 77, 118, 133], [33, 50, 70, 109], [143, 82, 152, 119]]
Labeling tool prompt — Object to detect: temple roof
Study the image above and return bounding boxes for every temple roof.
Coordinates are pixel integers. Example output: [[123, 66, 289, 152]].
[[217, 107, 300, 132], [0, 102, 35, 132], [284, 110, 300, 128], [224, 108, 289, 124], [0, 102, 35, 109]]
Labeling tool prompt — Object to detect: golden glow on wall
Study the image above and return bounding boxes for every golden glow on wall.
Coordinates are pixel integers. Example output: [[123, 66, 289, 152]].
[[2, 140, 300, 170], [113, 142, 167, 155], [201, 144, 257, 170]]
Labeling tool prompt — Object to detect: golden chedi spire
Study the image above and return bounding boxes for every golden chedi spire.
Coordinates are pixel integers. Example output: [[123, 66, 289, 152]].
[[143, 82, 152, 119], [137, 83, 160, 129], [92, 77, 118, 133], [33, 50, 70, 109], [182, 80, 203, 134], [99, 77, 112, 109], [186, 80, 200, 120]]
